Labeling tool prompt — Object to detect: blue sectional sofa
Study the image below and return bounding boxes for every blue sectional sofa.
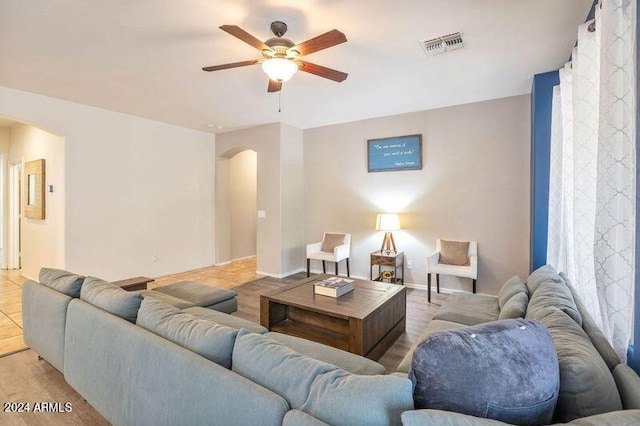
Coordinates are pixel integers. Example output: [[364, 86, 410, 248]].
[[23, 270, 411, 425], [22, 267, 640, 425]]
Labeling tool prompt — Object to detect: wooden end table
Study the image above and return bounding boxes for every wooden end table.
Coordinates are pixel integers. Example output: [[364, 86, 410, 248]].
[[260, 275, 406, 360], [370, 251, 404, 285], [113, 276, 154, 292]]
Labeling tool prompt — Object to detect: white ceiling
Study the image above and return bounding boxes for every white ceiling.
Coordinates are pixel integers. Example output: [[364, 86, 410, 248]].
[[0, 0, 592, 133]]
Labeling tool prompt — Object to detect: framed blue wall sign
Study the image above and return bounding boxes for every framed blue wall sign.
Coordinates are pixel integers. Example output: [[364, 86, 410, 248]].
[[367, 134, 422, 172]]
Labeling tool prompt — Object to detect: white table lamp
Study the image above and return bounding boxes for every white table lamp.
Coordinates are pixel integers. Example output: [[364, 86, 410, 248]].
[[375, 213, 400, 254]]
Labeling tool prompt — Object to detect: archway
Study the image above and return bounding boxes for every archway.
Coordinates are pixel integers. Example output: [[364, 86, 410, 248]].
[[215, 148, 257, 265]]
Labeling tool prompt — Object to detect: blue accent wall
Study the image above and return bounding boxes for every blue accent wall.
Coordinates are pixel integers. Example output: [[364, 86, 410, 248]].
[[530, 70, 560, 272]]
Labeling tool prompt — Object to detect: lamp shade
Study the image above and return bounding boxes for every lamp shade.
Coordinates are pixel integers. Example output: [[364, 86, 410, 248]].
[[261, 58, 298, 82], [375, 213, 400, 231]]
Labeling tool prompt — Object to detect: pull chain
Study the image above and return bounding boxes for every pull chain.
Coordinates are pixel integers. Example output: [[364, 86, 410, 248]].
[[278, 90, 282, 113]]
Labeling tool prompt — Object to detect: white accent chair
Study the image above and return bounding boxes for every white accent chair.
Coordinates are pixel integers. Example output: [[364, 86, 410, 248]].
[[426, 239, 478, 303], [306, 233, 351, 277]]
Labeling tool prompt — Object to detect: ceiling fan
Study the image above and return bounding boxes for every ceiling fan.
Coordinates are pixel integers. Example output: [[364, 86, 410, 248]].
[[202, 21, 348, 93]]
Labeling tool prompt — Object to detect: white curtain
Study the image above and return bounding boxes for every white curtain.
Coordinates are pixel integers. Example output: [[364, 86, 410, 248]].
[[547, 0, 636, 361]]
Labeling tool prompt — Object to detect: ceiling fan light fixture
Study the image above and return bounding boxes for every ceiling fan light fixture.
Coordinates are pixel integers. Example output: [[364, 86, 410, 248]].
[[261, 58, 298, 82]]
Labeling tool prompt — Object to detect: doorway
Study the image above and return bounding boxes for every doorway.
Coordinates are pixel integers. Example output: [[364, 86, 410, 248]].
[[7, 162, 21, 269]]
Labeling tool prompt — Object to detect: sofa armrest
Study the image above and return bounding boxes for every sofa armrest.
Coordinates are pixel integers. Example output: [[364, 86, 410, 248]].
[[306, 242, 323, 257], [614, 364, 640, 409]]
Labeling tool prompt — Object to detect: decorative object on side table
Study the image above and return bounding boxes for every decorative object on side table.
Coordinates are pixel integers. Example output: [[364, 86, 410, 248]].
[[313, 277, 355, 298], [375, 213, 400, 254], [380, 269, 394, 283], [370, 250, 404, 285]]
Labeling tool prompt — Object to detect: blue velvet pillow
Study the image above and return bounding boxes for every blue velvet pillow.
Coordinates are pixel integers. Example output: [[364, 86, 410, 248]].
[[409, 319, 559, 425]]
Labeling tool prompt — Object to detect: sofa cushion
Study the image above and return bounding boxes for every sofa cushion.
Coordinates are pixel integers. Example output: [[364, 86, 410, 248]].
[[497, 275, 527, 308], [532, 307, 622, 422], [397, 319, 467, 373], [526, 280, 582, 327], [136, 290, 196, 310], [439, 240, 470, 266], [80, 276, 143, 322], [498, 292, 528, 320], [401, 409, 640, 426], [265, 332, 385, 375], [563, 410, 640, 425], [152, 281, 237, 307], [401, 410, 507, 426], [613, 364, 640, 409], [39, 268, 85, 298], [525, 264, 564, 295], [561, 272, 620, 370], [409, 319, 559, 425], [283, 410, 330, 426], [432, 293, 500, 326], [321, 233, 344, 253], [136, 297, 238, 368], [232, 330, 413, 426], [182, 306, 267, 334]]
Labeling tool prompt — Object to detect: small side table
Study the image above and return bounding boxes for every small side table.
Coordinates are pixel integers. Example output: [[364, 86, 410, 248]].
[[113, 276, 154, 292], [370, 251, 404, 285]]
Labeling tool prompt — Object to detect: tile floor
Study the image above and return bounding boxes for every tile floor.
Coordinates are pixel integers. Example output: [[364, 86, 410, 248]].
[[0, 257, 262, 357], [0, 269, 28, 357]]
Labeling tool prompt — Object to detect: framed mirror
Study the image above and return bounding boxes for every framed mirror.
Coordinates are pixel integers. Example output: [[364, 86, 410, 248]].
[[25, 159, 45, 219]]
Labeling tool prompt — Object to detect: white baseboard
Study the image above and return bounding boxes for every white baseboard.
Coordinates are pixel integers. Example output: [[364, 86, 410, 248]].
[[21, 272, 37, 281], [406, 283, 427, 291], [231, 255, 256, 262], [256, 267, 306, 279], [214, 255, 256, 267]]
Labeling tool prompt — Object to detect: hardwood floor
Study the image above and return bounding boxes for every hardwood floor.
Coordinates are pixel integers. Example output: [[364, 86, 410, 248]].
[[0, 349, 109, 426], [0, 259, 448, 424], [0, 258, 264, 357]]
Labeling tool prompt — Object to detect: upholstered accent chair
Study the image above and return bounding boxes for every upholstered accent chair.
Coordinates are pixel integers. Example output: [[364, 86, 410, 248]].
[[306, 233, 351, 277], [426, 239, 478, 302]]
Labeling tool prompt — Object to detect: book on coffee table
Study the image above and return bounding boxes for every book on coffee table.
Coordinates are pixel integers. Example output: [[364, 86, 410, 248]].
[[314, 277, 355, 298]]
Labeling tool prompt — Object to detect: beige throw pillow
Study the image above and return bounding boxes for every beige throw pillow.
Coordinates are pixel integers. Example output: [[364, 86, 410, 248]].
[[439, 240, 470, 266], [321, 233, 345, 253]]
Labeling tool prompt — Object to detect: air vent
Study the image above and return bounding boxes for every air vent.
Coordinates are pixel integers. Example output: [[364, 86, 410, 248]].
[[420, 32, 464, 56]]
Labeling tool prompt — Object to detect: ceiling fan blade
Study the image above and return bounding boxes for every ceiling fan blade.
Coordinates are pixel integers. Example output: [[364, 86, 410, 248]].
[[219, 25, 270, 51], [299, 61, 348, 82], [267, 80, 282, 93], [292, 29, 347, 56], [202, 60, 258, 72]]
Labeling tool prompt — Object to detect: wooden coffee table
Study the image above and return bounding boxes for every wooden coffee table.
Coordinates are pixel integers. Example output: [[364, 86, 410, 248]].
[[260, 275, 406, 360]]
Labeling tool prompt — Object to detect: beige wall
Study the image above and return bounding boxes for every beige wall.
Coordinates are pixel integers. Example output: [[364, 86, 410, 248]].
[[303, 95, 531, 295], [0, 128, 9, 268], [0, 86, 215, 281], [229, 149, 257, 260], [8, 124, 65, 279], [280, 124, 304, 275], [216, 124, 282, 275]]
